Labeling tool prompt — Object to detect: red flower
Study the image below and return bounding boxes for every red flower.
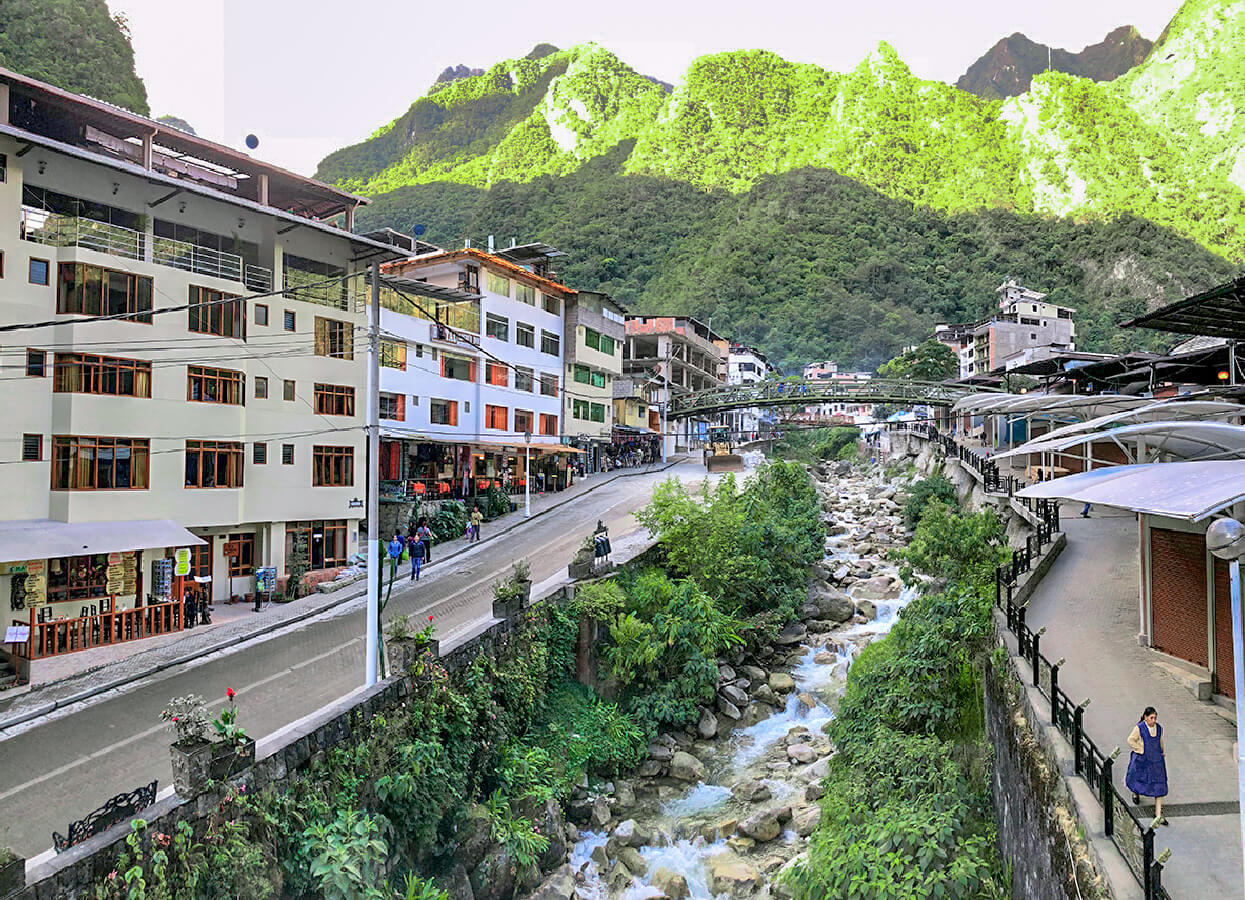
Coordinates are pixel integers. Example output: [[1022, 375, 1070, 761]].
[[428, 615, 434, 622], [226, 687, 236, 700]]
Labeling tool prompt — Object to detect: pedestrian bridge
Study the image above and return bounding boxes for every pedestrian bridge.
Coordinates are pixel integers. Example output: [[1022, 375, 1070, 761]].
[[667, 378, 1002, 419]]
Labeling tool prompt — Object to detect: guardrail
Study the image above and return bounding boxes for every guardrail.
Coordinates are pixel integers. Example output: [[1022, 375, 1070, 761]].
[[668, 378, 1002, 418], [902, 422, 1174, 900]]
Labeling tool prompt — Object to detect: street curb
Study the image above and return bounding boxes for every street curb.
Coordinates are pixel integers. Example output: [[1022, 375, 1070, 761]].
[[0, 458, 684, 734]]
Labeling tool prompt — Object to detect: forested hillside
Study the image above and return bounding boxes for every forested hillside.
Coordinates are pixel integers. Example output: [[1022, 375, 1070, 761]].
[[356, 159, 1238, 372], [0, 0, 148, 114]]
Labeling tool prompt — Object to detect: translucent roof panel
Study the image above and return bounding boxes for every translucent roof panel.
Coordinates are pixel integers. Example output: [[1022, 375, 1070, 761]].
[[1004, 399, 1243, 451], [994, 421, 1245, 463], [1015, 460, 1245, 520], [953, 393, 1023, 413]]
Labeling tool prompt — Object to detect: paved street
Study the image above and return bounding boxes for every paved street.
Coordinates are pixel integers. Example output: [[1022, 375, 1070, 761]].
[[1024, 504, 1242, 900], [0, 459, 707, 859]]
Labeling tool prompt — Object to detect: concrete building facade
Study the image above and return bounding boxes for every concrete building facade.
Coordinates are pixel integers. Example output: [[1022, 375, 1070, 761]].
[[562, 290, 625, 470]]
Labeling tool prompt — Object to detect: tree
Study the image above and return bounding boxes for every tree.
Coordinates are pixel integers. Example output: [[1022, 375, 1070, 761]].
[[877, 339, 958, 381]]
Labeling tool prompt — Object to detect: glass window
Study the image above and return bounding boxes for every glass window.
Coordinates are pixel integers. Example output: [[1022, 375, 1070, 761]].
[[52, 436, 150, 490], [185, 440, 244, 488], [379, 393, 405, 421], [227, 533, 255, 576], [486, 362, 508, 387], [380, 339, 406, 369], [22, 434, 42, 461], [485, 405, 508, 429], [542, 293, 559, 315], [591, 371, 606, 388], [540, 373, 558, 397], [573, 364, 591, 384], [26, 349, 45, 377], [283, 380, 295, 401], [430, 398, 457, 426], [29, 258, 49, 285], [187, 365, 244, 405], [599, 335, 615, 355], [485, 313, 509, 341], [313, 446, 354, 486], [188, 285, 245, 338], [441, 355, 475, 381], [515, 282, 535, 305], [486, 271, 510, 296], [314, 316, 354, 360], [254, 304, 269, 326], [253, 442, 267, 464], [314, 383, 356, 416], [541, 331, 559, 356], [514, 367, 534, 392], [590, 403, 606, 423], [283, 310, 296, 331], [584, 328, 600, 351], [515, 323, 535, 348], [285, 520, 348, 571], [58, 263, 153, 322], [539, 414, 558, 437], [573, 399, 589, 419], [255, 377, 268, 399], [282, 443, 294, 464], [514, 409, 533, 435]]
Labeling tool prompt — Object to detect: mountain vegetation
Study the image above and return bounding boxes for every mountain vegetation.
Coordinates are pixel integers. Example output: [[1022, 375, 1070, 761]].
[[0, 0, 149, 114], [955, 26, 1153, 100]]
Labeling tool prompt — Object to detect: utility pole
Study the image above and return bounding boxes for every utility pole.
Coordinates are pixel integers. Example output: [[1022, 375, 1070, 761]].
[[524, 430, 532, 517], [364, 263, 381, 687]]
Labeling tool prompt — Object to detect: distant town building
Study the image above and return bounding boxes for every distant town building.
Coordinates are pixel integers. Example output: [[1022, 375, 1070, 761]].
[[561, 289, 626, 471], [725, 344, 775, 440], [803, 360, 839, 380], [937, 280, 1076, 378]]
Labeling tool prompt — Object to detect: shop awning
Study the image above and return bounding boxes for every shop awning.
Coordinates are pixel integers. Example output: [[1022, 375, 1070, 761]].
[[1015, 461, 1245, 521], [992, 421, 1245, 463], [0, 519, 205, 564]]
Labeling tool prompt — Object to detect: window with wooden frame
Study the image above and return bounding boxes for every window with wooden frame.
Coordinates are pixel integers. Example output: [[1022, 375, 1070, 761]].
[[379, 392, 405, 421], [314, 316, 354, 360], [26, 348, 45, 377], [542, 293, 559, 315], [485, 313, 509, 341], [283, 310, 296, 331], [57, 262, 153, 322], [54, 352, 152, 397], [188, 285, 245, 338], [0, 250, 5, 277], [461, 264, 480, 292], [29, 257, 49, 285], [539, 373, 558, 397], [285, 520, 348, 570], [187, 365, 245, 405], [539, 413, 558, 437], [515, 282, 535, 305], [486, 270, 510, 296], [314, 383, 356, 416], [189, 541, 212, 578], [380, 338, 406, 369], [485, 405, 508, 430], [22, 434, 42, 461], [516, 322, 535, 348], [282, 443, 294, 465], [226, 532, 255, 576], [253, 442, 267, 464], [313, 445, 354, 486], [514, 367, 534, 392], [540, 330, 559, 356], [255, 376, 268, 399], [486, 362, 508, 387], [52, 436, 150, 490], [430, 398, 458, 426], [441, 354, 476, 381], [184, 440, 245, 488], [283, 379, 295, 401], [254, 304, 269, 326], [514, 409, 533, 435]]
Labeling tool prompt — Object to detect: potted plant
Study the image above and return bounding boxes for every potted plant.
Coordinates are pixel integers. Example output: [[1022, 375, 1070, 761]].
[[162, 694, 212, 796], [387, 613, 438, 673], [0, 846, 24, 896], [209, 687, 255, 780], [491, 560, 532, 619], [512, 558, 532, 603]]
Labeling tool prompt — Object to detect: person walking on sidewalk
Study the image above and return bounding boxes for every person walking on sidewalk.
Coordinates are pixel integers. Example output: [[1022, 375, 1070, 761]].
[[408, 534, 425, 581], [416, 519, 433, 564], [1126, 706, 1169, 824], [470, 505, 483, 542]]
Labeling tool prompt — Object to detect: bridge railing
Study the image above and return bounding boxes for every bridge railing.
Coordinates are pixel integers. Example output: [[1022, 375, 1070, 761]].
[[668, 378, 1000, 417]]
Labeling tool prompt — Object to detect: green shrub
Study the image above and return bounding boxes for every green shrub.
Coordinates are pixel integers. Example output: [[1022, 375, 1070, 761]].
[[903, 474, 958, 527], [895, 502, 1007, 587], [430, 500, 467, 543]]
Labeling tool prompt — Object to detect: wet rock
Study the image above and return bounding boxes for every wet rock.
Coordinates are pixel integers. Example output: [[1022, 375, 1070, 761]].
[[726, 835, 755, 853], [788, 743, 816, 763], [590, 797, 612, 828], [832, 564, 850, 582], [651, 867, 690, 899], [709, 853, 763, 895], [739, 809, 782, 842], [669, 751, 706, 782], [470, 845, 516, 900], [613, 818, 649, 848], [637, 759, 665, 778], [852, 575, 899, 600], [590, 844, 609, 868], [529, 864, 575, 900], [617, 846, 648, 877], [752, 684, 779, 705], [742, 702, 774, 727], [854, 599, 877, 619], [740, 664, 767, 683], [716, 697, 742, 720], [614, 781, 636, 809], [719, 664, 737, 682], [805, 781, 825, 801], [455, 803, 495, 873], [812, 650, 836, 665], [698, 708, 719, 739], [732, 779, 772, 802], [796, 692, 818, 711], [769, 673, 796, 693], [720, 683, 749, 707], [435, 863, 474, 900], [648, 743, 674, 762], [775, 622, 807, 645], [807, 583, 854, 623], [605, 860, 632, 892], [793, 805, 822, 837]]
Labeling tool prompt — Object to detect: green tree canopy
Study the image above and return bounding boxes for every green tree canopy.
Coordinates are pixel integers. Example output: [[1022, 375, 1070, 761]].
[[877, 339, 959, 381]]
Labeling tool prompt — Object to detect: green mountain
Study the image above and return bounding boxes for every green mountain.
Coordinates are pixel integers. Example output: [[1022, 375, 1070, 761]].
[[0, 0, 149, 114], [327, 0, 1244, 370], [955, 26, 1153, 101]]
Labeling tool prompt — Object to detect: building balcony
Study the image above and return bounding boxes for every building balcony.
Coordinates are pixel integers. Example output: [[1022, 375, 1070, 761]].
[[21, 207, 273, 292]]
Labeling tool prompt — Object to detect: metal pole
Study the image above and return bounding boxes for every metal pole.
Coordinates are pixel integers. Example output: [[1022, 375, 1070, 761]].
[[1230, 557, 1245, 891], [659, 393, 667, 463], [524, 431, 531, 518], [364, 263, 381, 687]]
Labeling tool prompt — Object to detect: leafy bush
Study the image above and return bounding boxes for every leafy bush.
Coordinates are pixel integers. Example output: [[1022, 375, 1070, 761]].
[[903, 474, 958, 527], [895, 502, 1007, 586], [429, 500, 467, 544], [484, 486, 512, 519], [302, 809, 389, 900]]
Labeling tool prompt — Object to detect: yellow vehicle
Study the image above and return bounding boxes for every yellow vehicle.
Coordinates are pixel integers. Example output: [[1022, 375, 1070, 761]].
[[704, 425, 744, 473]]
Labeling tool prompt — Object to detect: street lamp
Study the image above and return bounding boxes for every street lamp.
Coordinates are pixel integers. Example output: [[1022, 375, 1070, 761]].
[[1208, 515, 1245, 890], [524, 430, 532, 518]]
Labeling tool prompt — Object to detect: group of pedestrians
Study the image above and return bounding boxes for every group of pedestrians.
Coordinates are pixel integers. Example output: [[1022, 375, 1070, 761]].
[[387, 506, 489, 582]]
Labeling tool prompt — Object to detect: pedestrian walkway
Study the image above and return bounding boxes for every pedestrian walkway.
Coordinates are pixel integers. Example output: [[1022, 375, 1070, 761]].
[[1023, 503, 1241, 900], [0, 458, 684, 728]]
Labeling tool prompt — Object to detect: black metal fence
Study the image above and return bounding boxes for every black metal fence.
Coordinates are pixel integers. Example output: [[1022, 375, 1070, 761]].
[[899, 423, 1174, 900]]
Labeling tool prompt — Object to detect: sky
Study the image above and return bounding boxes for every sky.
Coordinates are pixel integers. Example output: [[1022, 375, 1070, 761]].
[[109, 0, 1182, 177]]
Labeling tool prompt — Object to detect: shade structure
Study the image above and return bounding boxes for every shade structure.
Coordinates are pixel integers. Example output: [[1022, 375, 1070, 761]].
[[990, 399, 1245, 460], [1015, 461, 1245, 521], [992, 421, 1245, 463], [952, 393, 1023, 413], [0, 519, 205, 564], [1124, 275, 1245, 340]]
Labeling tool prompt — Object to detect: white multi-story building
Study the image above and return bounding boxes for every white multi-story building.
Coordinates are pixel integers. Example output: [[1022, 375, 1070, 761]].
[[376, 247, 578, 506], [726, 344, 774, 440], [0, 67, 404, 667]]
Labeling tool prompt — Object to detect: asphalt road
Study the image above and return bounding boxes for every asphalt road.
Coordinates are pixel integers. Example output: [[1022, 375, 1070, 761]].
[[0, 461, 703, 858]]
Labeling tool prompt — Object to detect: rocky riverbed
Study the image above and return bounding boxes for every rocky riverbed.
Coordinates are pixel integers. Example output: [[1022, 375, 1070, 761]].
[[524, 458, 920, 900]]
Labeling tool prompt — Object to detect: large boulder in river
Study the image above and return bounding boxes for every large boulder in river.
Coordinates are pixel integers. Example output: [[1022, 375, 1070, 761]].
[[739, 809, 782, 842], [769, 672, 797, 693], [669, 751, 706, 782], [698, 708, 719, 739], [651, 867, 691, 899], [708, 853, 763, 895], [851, 575, 901, 600], [528, 864, 574, 900], [807, 582, 855, 623]]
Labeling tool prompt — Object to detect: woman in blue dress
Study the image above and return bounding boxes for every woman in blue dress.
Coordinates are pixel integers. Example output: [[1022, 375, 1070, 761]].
[[1125, 706, 1169, 824]]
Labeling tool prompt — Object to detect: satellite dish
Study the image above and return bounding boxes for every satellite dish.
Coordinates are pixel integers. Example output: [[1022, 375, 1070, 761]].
[[244, 134, 259, 150], [413, 224, 427, 236]]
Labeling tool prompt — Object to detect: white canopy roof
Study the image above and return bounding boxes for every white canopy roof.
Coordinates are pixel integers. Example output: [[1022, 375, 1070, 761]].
[[0, 519, 204, 564], [953, 393, 1022, 413], [993, 421, 1245, 463], [952, 392, 1155, 421], [1015, 461, 1245, 521]]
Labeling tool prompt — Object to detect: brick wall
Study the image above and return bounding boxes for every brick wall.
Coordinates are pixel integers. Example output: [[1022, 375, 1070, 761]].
[[1090, 441, 1129, 468], [1150, 527, 1208, 667], [1213, 557, 1234, 698]]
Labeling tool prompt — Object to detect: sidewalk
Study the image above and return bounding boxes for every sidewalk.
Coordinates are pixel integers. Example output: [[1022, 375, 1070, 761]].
[[0, 458, 684, 730], [1023, 504, 1241, 900]]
